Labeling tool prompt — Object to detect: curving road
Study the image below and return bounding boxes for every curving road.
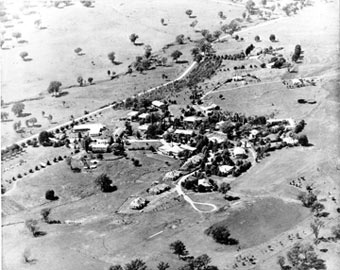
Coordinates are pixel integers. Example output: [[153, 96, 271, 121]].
[[175, 172, 218, 213]]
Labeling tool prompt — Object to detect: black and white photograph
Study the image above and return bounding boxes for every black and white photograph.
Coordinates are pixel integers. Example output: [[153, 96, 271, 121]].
[[1, 0, 339, 269]]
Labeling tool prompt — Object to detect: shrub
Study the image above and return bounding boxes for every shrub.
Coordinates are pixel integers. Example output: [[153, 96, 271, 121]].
[[53, 157, 58, 162], [133, 159, 140, 166], [35, 166, 39, 171], [18, 174, 22, 178], [46, 160, 51, 165], [45, 190, 58, 200], [207, 225, 238, 245], [298, 134, 309, 146], [254, 35, 260, 42], [29, 169, 33, 173], [269, 34, 276, 42], [58, 156, 63, 161]]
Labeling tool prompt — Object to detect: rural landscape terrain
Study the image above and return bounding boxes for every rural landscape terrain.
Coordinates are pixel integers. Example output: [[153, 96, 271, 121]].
[[1, 0, 340, 270]]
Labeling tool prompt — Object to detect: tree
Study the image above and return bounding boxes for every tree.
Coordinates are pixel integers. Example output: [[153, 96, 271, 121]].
[[169, 240, 188, 258], [125, 259, 147, 270], [129, 33, 139, 44], [193, 254, 211, 270], [176, 34, 185, 44], [261, 0, 267, 6], [277, 256, 286, 270], [254, 35, 260, 42], [77, 76, 84, 86], [108, 52, 116, 64], [48, 114, 53, 123], [94, 173, 115, 192], [38, 131, 51, 144], [297, 191, 317, 207], [13, 121, 21, 132], [213, 30, 222, 39], [269, 34, 276, 42], [47, 81, 62, 96], [286, 242, 326, 270], [171, 50, 183, 62], [12, 31, 22, 39], [185, 9, 193, 17], [1, 112, 9, 121], [157, 262, 170, 270], [74, 47, 82, 54], [25, 219, 40, 237], [88, 77, 93, 84], [310, 218, 324, 244], [311, 202, 325, 216], [298, 134, 309, 146], [160, 18, 165, 25], [40, 208, 51, 223], [144, 45, 152, 58], [20, 51, 28, 60], [11, 102, 25, 117], [109, 265, 124, 270], [209, 226, 238, 245], [219, 182, 231, 194], [331, 224, 340, 239], [45, 189, 58, 200], [246, 0, 255, 13]]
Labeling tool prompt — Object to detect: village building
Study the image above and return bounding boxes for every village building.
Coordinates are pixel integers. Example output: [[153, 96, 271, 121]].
[[207, 132, 228, 144], [198, 178, 213, 192], [152, 100, 165, 109], [219, 165, 235, 175], [130, 197, 148, 210], [148, 183, 170, 195], [162, 170, 182, 181], [73, 123, 105, 137], [233, 147, 247, 159], [89, 138, 110, 153]]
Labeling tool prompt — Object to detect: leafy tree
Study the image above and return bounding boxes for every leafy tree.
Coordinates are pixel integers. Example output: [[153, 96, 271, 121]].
[[12, 102, 25, 116], [38, 131, 51, 144], [109, 265, 124, 270], [311, 202, 325, 216], [1, 112, 9, 121], [193, 254, 211, 270], [331, 224, 340, 239], [108, 52, 116, 64], [125, 259, 147, 270], [286, 242, 326, 270], [190, 20, 198, 28], [20, 51, 28, 60], [12, 31, 22, 39], [213, 30, 222, 39], [176, 34, 185, 44], [77, 76, 84, 86], [144, 45, 152, 58], [310, 218, 324, 244], [185, 9, 193, 17], [129, 33, 139, 44], [40, 208, 51, 223], [277, 256, 286, 270], [298, 134, 309, 146], [209, 226, 238, 245], [47, 81, 62, 96], [13, 121, 21, 132], [157, 262, 170, 270], [48, 114, 53, 123], [94, 173, 115, 192], [74, 47, 82, 54], [169, 240, 188, 258], [219, 182, 231, 194], [171, 50, 183, 62], [297, 191, 317, 207], [269, 34, 276, 42], [25, 219, 40, 237]]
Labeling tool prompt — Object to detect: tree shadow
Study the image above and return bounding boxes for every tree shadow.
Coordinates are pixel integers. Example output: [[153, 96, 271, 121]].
[[33, 231, 47, 237], [58, 91, 69, 97], [1, 47, 10, 50], [176, 60, 189, 64], [39, 26, 47, 30], [1, 119, 13, 122], [24, 58, 33, 62], [103, 185, 117, 193], [19, 112, 31, 117], [113, 61, 122, 65], [33, 124, 42, 128], [134, 42, 144, 46], [77, 52, 85, 56], [189, 15, 197, 18]]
